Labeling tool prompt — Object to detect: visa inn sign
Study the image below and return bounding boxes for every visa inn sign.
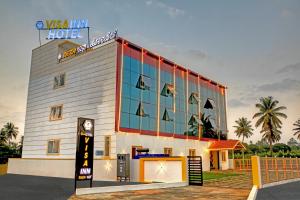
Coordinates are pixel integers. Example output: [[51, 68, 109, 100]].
[[36, 19, 88, 39]]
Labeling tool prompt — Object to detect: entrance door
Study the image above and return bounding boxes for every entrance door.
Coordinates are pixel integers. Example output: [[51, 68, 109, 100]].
[[210, 151, 219, 170]]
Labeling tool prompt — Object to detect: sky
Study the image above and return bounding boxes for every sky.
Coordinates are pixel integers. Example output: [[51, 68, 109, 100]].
[[0, 0, 299, 144]]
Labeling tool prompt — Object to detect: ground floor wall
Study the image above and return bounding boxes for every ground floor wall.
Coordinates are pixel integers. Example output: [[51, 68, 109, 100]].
[[7, 158, 185, 182], [8, 158, 117, 181], [116, 133, 211, 171]]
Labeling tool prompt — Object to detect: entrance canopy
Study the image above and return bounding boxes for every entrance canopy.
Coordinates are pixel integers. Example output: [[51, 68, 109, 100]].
[[208, 139, 245, 151]]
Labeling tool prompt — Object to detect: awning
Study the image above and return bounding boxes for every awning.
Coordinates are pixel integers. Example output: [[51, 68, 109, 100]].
[[208, 139, 246, 151]]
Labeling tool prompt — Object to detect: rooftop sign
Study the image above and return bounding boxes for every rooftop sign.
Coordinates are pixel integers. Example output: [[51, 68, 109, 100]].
[[35, 19, 89, 40], [58, 29, 118, 61]]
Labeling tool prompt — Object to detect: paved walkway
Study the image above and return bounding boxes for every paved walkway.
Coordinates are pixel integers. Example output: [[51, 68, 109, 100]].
[[71, 171, 252, 200], [70, 186, 250, 200], [0, 172, 252, 200], [204, 171, 252, 189]]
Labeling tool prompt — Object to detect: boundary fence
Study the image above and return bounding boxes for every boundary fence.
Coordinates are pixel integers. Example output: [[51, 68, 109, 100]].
[[251, 156, 300, 188], [233, 159, 252, 171]]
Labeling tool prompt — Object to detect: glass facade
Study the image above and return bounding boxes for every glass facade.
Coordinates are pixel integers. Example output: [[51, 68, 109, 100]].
[[119, 44, 227, 139], [187, 74, 200, 137], [174, 68, 187, 136], [200, 80, 227, 139], [159, 62, 174, 134]]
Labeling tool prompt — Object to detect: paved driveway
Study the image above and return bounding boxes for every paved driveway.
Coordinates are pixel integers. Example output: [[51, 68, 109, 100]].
[[256, 181, 300, 200], [70, 186, 250, 200], [0, 174, 141, 200]]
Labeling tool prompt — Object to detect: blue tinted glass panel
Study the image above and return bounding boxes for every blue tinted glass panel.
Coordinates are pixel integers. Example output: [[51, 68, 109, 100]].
[[131, 86, 140, 100], [131, 58, 141, 73], [130, 114, 140, 129], [122, 83, 130, 98], [123, 56, 131, 71], [120, 112, 129, 128], [121, 97, 130, 113], [123, 70, 130, 84]]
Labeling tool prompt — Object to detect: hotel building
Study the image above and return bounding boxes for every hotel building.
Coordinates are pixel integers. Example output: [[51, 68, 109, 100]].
[[8, 36, 238, 181]]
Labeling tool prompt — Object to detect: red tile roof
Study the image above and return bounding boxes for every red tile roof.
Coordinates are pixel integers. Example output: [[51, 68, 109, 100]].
[[208, 139, 245, 150]]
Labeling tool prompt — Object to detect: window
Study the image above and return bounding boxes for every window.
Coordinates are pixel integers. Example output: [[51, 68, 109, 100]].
[[188, 93, 199, 104], [49, 105, 63, 121], [221, 151, 226, 162], [188, 115, 201, 126], [136, 102, 149, 117], [161, 83, 174, 97], [162, 109, 173, 121], [104, 136, 111, 157], [53, 73, 65, 89], [174, 69, 187, 135], [204, 98, 215, 109], [47, 139, 60, 154], [136, 75, 150, 90], [164, 147, 173, 156], [120, 55, 158, 132], [189, 149, 196, 157]]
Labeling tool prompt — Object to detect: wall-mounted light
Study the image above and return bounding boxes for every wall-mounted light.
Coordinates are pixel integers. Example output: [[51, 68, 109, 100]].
[[157, 162, 167, 174], [105, 161, 112, 172]]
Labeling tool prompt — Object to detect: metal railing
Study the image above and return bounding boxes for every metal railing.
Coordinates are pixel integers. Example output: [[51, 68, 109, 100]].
[[260, 157, 300, 185], [233, 159, 252, 171]]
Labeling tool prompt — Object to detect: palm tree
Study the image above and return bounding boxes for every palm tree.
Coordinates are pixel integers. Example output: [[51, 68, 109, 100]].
[[293, 119, 300, 140], [233, 117, 253, 164], [2, 122, 19, 144], [253, 96, 287, 155], [0, 128, 8, 145], [233, 117, 254, 143]]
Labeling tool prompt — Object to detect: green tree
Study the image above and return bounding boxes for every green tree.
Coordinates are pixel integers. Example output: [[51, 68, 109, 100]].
[[293, 119, 300, 140], [2, 122, 19, 144], [253, 96, 287, 155], [287, 137, 299, 147], [0, 128, 8, 145], [247, 144, 259, 154], [273, 143, 291, 153], [233, 117, 254, 143]]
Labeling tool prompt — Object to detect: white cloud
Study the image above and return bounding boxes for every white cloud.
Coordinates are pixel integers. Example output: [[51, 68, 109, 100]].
[[277, 62, 300, 74], [145, 0, 185, 18], [146, 0, 153, 6], [281, 9, 293, 18]]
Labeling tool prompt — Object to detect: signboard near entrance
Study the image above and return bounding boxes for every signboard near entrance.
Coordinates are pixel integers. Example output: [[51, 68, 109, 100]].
[[75, 117, 94, 189]]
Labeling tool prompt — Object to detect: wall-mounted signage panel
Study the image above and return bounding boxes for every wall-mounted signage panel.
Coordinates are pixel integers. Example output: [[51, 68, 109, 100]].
[[59, 29, 118, 61]]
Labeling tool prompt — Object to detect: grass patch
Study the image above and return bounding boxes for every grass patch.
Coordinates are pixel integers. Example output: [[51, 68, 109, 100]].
[[0, 164, 8, 175], [203, 171, 241, 180]]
